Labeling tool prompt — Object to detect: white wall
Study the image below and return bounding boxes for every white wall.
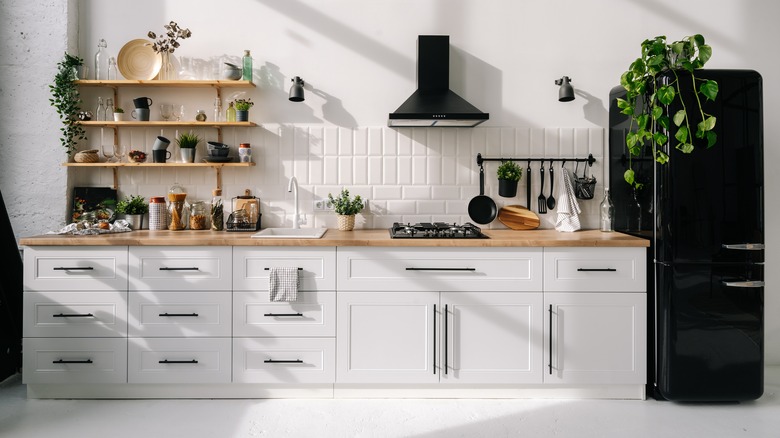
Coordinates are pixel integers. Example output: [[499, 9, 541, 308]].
[[1, 0, 778, 363]]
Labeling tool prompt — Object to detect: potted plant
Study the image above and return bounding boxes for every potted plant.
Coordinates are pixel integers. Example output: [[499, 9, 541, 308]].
[[116, 195, 149, 230], [113, 107, 125, 121], [327, 188, 364, 231], [49, 52, 87, 157], [234, 98, 254, 122], [616, 34, 719, 188], [176, 131, 200, 163], [496, 161, 522, 198]]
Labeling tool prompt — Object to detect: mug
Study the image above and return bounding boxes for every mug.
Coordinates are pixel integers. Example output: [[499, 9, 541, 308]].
[[152, 135, 170, 150], [152, 149, 172, 163], [131, 108, 150, 121], [133, 97, 153, 108]]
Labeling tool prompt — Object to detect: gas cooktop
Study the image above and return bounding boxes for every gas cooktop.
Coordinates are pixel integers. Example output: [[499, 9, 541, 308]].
[[389, 222, 488, 239]]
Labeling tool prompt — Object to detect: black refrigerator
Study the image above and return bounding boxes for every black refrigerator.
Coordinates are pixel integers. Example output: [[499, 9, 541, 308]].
[[609, 69, 764, 402]]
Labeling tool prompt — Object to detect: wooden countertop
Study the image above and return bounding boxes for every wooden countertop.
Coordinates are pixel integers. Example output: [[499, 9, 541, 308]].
[[19, 229, 649, 247]]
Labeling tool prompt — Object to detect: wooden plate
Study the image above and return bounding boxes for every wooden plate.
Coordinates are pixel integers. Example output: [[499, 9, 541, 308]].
[[117, 39, 161, 80], [497, 205, 540, 230]]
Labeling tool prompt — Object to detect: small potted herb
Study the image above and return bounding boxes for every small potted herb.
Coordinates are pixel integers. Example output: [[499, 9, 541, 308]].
[[116, 195, 149, 230], [496, 161, 522, 197], [234, 98, 254, 122], [113, 107, 125, 121], [327, 188, 364, 231], [176, 131, 200, 163]]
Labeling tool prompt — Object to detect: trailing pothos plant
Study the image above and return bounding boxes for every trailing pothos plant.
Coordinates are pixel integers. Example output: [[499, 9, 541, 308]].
[[616, 34, 719, 188], [49, 53, 87, 157]]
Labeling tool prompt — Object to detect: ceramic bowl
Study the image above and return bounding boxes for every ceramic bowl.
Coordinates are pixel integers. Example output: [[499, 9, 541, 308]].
[[221, 63, 242, 80]]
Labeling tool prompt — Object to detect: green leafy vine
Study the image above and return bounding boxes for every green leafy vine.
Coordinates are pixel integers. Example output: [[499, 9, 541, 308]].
[[49, 53, 87, 156]]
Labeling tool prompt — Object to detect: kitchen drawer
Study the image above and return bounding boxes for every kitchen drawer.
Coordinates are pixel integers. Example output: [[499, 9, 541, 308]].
[[24, 291, 128, 337], [337, 247, 543, 291], [128, 338, 231, 384], [233, 291, 335, 337], [233, 338, 335, 384], [543, 248, 646, 292], [23, 247, 128, 291], [129, 246, 231, 291], [233, 247, 336, 291], [128, 291, 231, 337], [22, 338, 127, 384]]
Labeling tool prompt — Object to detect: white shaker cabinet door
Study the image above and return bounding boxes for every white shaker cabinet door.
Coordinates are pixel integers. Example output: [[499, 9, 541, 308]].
[[544, 292, 647, 384], [336, 292, 439, 384]]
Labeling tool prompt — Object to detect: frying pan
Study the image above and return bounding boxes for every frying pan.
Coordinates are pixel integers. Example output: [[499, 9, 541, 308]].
[[468, 165, 497, 224]]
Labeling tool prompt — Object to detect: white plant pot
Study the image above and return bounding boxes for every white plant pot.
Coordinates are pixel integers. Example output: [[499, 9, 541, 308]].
[[114, 113, 124, 121]]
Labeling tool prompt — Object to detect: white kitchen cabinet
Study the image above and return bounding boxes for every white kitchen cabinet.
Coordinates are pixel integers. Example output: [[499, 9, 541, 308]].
[[23, 337, 128, 384], [23, 290, 128, 338], [337, 291, 439, 384], [128, 291, 232, 337], [544, 247, 646, 292], [128, 337, 231, 384], [129, 246, 232, 291], [233, 338, 336, 384], [24, 246, 128, 291], [233, 291, 335, 337], [544, 292, 646, 384], [233, 247, 336, 291]]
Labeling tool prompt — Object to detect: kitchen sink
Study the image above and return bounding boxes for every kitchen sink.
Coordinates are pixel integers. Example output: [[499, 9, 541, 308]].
[[251, 228, 327, 239]]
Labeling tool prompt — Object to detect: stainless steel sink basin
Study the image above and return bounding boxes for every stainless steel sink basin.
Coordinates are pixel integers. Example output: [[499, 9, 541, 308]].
[[251, 228, 327, 239]]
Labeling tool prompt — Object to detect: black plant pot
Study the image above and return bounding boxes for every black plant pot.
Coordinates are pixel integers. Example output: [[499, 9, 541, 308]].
[[498, 179, 519, 198]]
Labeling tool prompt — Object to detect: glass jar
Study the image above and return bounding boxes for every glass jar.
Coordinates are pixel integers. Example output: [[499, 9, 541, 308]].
[[167, 183, 188, 231], [211, 189, 224, 231], [195, 109, 207, 122], [189, 200, 209, 230], [600, 187, 615, 232]]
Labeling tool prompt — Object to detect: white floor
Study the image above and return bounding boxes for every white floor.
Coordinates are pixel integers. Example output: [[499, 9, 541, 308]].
[[1, 369, 779, 438]]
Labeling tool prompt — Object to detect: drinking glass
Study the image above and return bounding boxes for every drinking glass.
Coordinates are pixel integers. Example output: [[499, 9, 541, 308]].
[[113, 144, 126, 163], [175, 105, 185, 121], [101, 143, 115, 162], [160, 104, 174, 121]]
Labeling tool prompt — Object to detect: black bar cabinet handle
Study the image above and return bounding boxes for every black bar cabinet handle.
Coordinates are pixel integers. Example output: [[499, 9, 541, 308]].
[[433, 304, 437, 375], [159, 359, 198, 364], [264, 359, 304, 364], [53, 313, 94, 318], [53, 266, 94, 271], [53, 359, 93, 364], [548, 305, 553, 375], [405, 267, 476, 271], [159, 313, 199, 317], [444, 304, 448, 375], [264, 267, 303, 270], [264, 312, 304, 317], [159, 267, 200, 271], [722, 243, 765, 250], [577, 268, 617, 272]]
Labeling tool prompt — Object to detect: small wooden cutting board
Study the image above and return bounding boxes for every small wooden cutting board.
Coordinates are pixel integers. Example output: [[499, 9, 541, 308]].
[[498, 205, 541, 230]]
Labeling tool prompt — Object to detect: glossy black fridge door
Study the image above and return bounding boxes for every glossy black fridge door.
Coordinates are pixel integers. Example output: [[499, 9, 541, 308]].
[[656, 262, 764, 401], [655, 70, 763, 264]]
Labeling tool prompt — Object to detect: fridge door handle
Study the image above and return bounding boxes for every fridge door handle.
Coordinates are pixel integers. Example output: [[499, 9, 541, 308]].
[[721, 243, 765, 250], [722, 280, 765, 288]]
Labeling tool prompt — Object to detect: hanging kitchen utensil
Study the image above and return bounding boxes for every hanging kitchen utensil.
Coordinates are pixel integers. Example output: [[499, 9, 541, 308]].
[[547, 160, 557, 210], [574, 161, 597, 200], [498, 205, 540, 230], [468, 164, 497, 224], [537, 161, 547, 214]]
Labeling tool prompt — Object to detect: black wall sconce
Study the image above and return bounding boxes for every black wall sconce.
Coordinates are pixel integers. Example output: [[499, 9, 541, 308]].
[[289, 76, 305, 102], [555, 76, 574, 102]]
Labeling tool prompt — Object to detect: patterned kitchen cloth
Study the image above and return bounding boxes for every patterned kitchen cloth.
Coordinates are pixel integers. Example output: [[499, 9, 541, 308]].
[[269, 267, 300, 302], [555, 167, 582, 232]]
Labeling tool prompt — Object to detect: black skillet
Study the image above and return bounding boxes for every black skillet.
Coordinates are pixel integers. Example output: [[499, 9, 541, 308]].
[[468, 165, 497, 224]]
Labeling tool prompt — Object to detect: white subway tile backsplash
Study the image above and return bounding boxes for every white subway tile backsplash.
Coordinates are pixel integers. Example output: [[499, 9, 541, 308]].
[[368, 127, 383, 156], [338, 156, 353, 185], [403, 186, 431, 200], [368, 157, 382, 185], [383, 157, 398, 185], [383, 128, 398, 155], [323, 156, 339, 185], [353, 156, 368, 185], [354, 127, 368, 156], [412, 156, 427, 185], [324, 127, 339, 156], [397, 156, 412, 185], [374, 186, 402, 200]]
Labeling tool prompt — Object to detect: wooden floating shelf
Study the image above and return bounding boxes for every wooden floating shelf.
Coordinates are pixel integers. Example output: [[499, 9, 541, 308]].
[[75, 80, 255, 88], [79, 121, 257, 128], [63, 162, 255, 190]]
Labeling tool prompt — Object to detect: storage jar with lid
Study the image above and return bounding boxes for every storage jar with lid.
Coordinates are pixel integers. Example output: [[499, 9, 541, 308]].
[[211, 189, 224, 231], [189, 200, 209, 230], [149, 197, 167, 230], [239, 143, 252, 163], [167, 183, 188, 231]]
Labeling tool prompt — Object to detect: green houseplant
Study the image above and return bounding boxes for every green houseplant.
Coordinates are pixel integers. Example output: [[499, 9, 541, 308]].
[[116, 195, 148, 230], [234, 98, 254, 122], [49, 53, 87, 157], [176, 131, 200, 163], [496, 161, 522, 198], [328, 188, 364, 231], [617, 34, 719, 188]]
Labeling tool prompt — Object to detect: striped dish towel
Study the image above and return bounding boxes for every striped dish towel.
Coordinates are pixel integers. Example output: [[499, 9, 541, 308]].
[[555, 167, 582, 232], [269, 267, 299, 302]]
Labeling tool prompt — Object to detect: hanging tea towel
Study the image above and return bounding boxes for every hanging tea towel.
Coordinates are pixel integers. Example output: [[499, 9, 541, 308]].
[[269, 267, 299, 302], [555, 167, 582, 232]]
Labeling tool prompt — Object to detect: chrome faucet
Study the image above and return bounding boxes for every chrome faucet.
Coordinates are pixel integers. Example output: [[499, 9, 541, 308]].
[[288, 176, 300, 229]]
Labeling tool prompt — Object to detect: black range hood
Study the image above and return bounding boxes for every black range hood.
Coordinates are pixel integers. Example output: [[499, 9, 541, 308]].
[[388, 35, 489, 127]]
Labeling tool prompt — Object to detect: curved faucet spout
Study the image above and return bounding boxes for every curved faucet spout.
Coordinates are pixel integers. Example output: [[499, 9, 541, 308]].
[[288, 176, 300, 229]]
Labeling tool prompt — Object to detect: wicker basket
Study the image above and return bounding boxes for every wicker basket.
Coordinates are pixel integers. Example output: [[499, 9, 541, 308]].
[[74, 149, 100, 163], [337, 214, 355, 231]]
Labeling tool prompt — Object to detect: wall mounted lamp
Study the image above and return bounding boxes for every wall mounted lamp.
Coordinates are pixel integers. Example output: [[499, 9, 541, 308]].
[[289, 76, 305, 102], [555, 76, 575, 102]]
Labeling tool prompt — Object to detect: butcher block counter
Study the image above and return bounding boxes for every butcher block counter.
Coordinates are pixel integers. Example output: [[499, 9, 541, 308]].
[[19, 228, 649, 247]]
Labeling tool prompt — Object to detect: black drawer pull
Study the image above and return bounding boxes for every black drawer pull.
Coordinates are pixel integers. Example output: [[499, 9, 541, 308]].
[[405, 267, 476, 271], [53, 313, 95, 318], [263, 267, 303, 270], [264, 313, 304, 317], [264, 359, 304, 364], [159, 313, 199, 317], [159, 267, 200, 271], [159, 359, 199, 364], [53, 266, 94, 271], [53, 359, 93, 364], [577, 268, 617, 272]]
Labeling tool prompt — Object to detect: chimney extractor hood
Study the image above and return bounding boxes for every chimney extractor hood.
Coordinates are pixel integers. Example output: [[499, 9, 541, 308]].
[[388, 35, 489, 128]]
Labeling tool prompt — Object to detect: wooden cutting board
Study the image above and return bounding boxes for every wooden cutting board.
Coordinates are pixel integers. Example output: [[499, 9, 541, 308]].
[[497, 205, 540, 230]]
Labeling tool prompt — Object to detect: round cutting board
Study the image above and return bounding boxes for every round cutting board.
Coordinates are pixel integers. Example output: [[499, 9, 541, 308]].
[[117, 39, 162, 80], [497, 205, 540, 230]]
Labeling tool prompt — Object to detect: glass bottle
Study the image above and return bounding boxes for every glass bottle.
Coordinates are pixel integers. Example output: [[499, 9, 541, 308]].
[[210, 189, 224, 231], [628, 188, 642, 232], [104, 97, 114, 121], [600, 187, 615, 232], [94, 38, 108, 80], [213, 97, 222, 123], [242, 50, 253, 81], [95, 96, 105, 121], [107, 57, 117, 80], [226, 101, 236, 122]]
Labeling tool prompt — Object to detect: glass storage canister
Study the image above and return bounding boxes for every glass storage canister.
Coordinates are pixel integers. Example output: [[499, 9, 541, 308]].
[[167, 183, 188, 231], [211, 189, 224, 231], [149, 197, 167, 230], [189, 200, 209, 230]]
